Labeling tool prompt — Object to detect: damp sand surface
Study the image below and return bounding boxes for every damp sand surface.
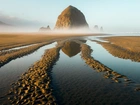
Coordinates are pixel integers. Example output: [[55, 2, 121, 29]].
[[0, 42, 57, 104], [100, 36, 140, 52], [0, 34, 140, 104], [51, 38, 140, 105]]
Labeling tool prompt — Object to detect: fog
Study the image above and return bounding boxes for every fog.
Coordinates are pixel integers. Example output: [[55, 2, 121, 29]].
[[0, 25, 105, 35], [1, 25, 140, 36]]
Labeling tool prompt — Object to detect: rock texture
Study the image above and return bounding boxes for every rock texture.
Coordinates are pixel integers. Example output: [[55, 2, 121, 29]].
[[55, 5, 89, 29], [39, 25, 51, 32]]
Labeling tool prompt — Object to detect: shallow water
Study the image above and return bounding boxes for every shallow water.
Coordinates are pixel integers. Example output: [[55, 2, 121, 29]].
[[0, 43, 38, 52], [51, 39, 140, 105], [0, 36, 140, 105], [0, 42, 57, 104], [86, 39, 140, 83]]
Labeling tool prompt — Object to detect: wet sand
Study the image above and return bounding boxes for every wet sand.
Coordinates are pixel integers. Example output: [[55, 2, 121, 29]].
[[80, 43, 132, 84], [0, 34, 140, 104], [0, 32, 105, 51], [94, 36, 140, 62], [8, 45, 62, 105], [101, 36, 140, 52], [97, 41, 140, 62], [0, 32, 70, 51], [51, 40, 140, 105], [0, 42, 57, 104]]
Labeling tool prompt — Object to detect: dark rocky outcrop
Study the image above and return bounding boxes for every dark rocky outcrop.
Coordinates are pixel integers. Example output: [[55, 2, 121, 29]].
[[55, 5, 89, 29], [39, 25, 51, 32]]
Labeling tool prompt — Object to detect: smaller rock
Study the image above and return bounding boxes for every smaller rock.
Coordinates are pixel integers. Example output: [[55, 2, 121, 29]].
[[94, 25, 98, 30], [39, 25, 51, 32], [100, 26, 103, 32]]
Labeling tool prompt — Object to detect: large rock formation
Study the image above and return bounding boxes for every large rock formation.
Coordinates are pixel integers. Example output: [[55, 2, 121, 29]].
[[55, 5, 89, 29], [39, 25, 51, 32]]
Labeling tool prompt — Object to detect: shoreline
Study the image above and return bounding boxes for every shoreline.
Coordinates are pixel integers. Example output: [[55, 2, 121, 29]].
[[0, 34, 140, 104], [0, 42, 53, 68], [80, 44, 134, 84], [7, 45, 62, 105]]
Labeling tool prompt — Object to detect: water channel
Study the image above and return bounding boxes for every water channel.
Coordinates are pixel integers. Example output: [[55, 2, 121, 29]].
[[0, 36, 140, 105]]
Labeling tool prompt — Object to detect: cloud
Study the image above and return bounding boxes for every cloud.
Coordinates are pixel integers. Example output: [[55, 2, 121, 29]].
[[0, 12, 56, 32], [0, 12, 52, 28]]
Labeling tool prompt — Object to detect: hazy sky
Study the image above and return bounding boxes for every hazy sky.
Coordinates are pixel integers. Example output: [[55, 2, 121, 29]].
[[0, 0, 140, 32]]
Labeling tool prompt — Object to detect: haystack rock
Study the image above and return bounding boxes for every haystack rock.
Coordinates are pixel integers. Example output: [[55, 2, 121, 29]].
[[39, 25, 51, 32], [55, 5, 89, 29]]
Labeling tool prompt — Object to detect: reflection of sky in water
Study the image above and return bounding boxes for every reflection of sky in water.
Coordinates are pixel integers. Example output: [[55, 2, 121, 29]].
[[0, 43, 37, 52], [52, 50, 107, 105], [86, 40, 140, 83], [52, 41, 140, 105], [87, 34, 140, 41], [0, 42, 56, 97], [0, 37, 140, 104]]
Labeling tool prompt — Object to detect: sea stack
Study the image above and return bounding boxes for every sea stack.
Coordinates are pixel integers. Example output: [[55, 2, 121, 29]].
[[94, 25, 99, 30], [39, 25, 51, 32], [55, 5, 89, 30], [100, 26, 103, 32]]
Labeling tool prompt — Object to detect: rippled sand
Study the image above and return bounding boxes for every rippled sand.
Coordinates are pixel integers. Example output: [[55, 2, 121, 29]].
[[1, 34, 140, 104]]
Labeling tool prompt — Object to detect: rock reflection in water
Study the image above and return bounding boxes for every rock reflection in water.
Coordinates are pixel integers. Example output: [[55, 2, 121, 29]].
[[52, 39, 140, 105], [58, 40, 86, 57], [62, 41, 80, 57], [57, 39, 133, 85]]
